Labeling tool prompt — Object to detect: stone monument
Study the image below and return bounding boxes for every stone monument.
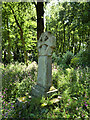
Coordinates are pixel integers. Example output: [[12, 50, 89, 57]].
[[31, 32, 56, 97]]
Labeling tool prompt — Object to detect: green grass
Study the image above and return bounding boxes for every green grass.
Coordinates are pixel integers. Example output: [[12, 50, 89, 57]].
[[1, 62, 90, 119]]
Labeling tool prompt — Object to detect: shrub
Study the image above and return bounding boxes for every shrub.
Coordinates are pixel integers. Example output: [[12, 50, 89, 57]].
[[52, 52, 62, 65], [76, 49, 90, 67], [62, 51, 74, 67], [70, 57, 80, 68], [52, 53, 57, 63]]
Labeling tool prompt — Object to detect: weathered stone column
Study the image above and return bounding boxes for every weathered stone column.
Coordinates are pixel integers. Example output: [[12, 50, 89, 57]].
[[31, 32, 56, 97]]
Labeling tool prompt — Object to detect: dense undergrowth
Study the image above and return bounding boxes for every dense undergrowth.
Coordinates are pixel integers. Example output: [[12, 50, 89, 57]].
[[1, 51, 90, 119]]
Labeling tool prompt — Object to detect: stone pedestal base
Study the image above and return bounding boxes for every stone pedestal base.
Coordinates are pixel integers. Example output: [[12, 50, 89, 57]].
[[31, 84, 47, 97], [31, 84, 58, 98]]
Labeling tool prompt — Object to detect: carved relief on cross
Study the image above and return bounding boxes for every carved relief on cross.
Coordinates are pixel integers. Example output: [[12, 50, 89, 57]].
[[38, 32, 56, 56]]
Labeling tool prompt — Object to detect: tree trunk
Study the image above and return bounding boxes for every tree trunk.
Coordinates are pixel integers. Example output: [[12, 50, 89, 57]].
[[7, 16, 11, 63], [59, 30, 61, 53], [68, 24, 70, 51], [4, 49, 7, 66], [36, 2, 44, 40], [63, 22, 65, 53]]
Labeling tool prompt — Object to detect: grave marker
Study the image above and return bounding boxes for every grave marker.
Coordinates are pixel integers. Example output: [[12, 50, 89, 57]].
[[31, 32, 57, 97]]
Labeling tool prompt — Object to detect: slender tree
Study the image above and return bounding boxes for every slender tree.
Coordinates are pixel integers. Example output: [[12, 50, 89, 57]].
[[8, 4, 28, 65], [33, 0, 44, 40]]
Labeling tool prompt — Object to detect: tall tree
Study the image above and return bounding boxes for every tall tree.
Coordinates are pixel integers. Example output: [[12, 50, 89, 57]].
[[45, 2, 90, 55], [33, 1, 44, 40], [2, 2, 37, 64], [8, 3, 28, 65]]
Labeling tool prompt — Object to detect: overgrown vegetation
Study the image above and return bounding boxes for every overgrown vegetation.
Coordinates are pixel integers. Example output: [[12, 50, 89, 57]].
[[1, 1, 90, 119], [1, 53, 90, 119]]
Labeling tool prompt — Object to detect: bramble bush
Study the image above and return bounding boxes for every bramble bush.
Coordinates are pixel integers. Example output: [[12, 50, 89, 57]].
[[1, 60, 90, 119]]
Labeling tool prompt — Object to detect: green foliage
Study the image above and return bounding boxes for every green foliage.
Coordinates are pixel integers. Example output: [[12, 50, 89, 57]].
[[52, 66, 89, 118], [2, 2, 37, 64], [2, 62, 89, 119], [62, 51, 74, 66], [52, 52, 62, 65], [76, 49, 90, 67], [70, 49, 90, 68], [45, 2, 89, 55], [70, 57, 80, 68], [2, 1, 90, 118], [52, 49, 89, 69], [2, 61, 37, 100], [2, 2, 90, 64]]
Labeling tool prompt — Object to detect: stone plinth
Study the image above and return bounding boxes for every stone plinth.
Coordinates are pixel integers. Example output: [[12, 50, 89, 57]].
[[31, 32, 56, 97]]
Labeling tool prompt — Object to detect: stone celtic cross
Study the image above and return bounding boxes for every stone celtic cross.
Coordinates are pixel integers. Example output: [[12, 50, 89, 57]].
[[38, 32, 56, 56], [31, 32, 56, 97]]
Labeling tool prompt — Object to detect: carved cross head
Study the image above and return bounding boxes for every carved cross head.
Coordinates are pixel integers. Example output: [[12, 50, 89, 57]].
[[38, 32, 56, 56]]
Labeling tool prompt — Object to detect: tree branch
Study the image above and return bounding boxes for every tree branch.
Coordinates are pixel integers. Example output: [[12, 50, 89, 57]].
[[9, 5, 23, 33]]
